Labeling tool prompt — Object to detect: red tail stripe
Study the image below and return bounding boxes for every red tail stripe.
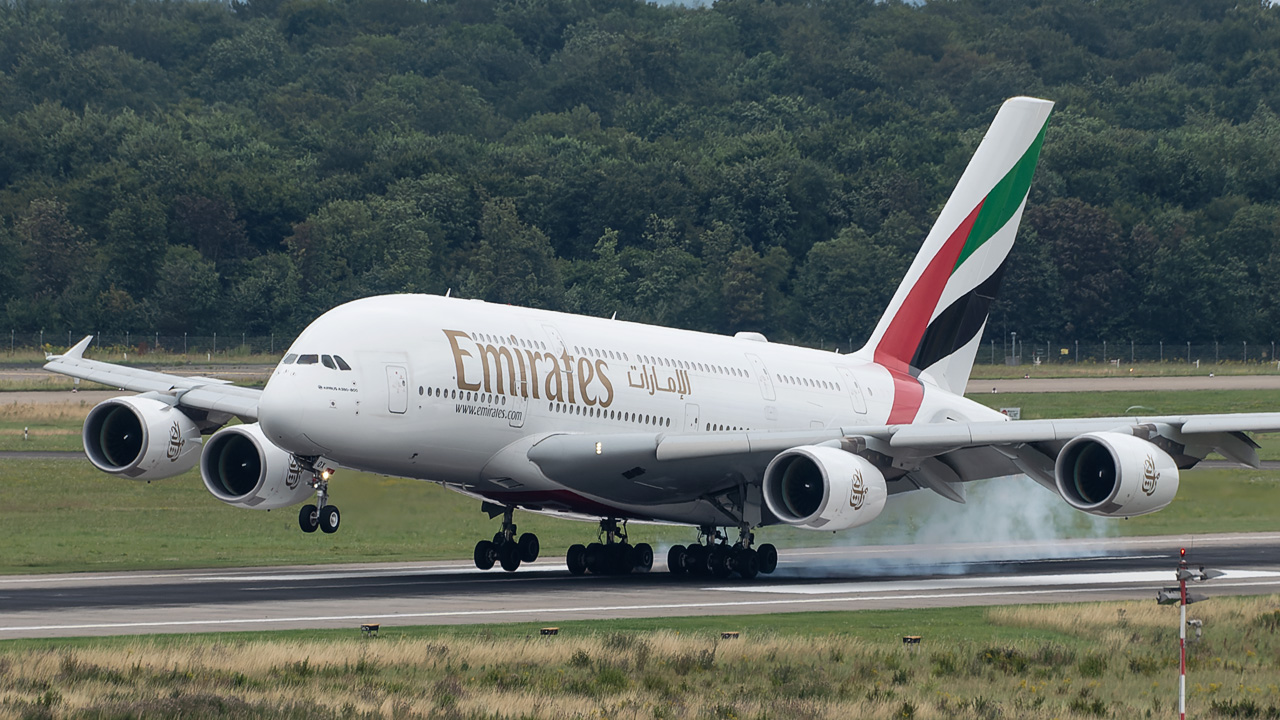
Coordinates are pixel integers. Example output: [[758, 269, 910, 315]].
[[873, 200, 985, 373], [885, 370, 925, 425]]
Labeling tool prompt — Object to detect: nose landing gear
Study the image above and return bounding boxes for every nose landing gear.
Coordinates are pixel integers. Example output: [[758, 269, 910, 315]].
[[473, 503, 540, 572], [297, 460, 340, 534], [566, 518, 653, 576], [667, 524, 775, 579]]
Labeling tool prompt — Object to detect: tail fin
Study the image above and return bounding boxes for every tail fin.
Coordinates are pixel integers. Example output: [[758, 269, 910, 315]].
[[859, 96, 1053, 396]]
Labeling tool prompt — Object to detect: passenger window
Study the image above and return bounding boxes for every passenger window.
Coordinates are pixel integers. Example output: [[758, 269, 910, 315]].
[[321, 355, 336, 369], [298, 354, 319, 365], [334, 355, 352, 371]]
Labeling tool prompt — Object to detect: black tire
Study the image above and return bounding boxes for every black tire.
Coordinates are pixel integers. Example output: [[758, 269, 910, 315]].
[[474, 540, 496, 570], [566, 544, 587, 575], [736, 549, 759, 580], [298, 504, 319, 533], [612, 543, 632, 575], [585, 543, 604, 574], [684, 544, 708, 576], [494, 531, 506, 546], [632, 543, 654, 573], [518, 533, 540, 563], [758, 543, 778, 574], [667, 545, 687, 575], [319, 505, 340, 534], [709, 546, 732, 578], [499, 542, 521, 572]]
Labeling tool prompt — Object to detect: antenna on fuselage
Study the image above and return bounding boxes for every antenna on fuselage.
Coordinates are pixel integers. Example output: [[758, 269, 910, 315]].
[[445, 288, 452, 297], [611, 311, 617, 320]]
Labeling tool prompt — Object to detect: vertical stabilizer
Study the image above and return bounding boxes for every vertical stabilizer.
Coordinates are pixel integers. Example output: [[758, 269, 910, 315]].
[[859, 97, 1053, 401]]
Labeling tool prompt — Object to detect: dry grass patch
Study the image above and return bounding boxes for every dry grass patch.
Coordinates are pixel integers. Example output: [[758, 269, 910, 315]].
[[4, 599, 1280, 719]]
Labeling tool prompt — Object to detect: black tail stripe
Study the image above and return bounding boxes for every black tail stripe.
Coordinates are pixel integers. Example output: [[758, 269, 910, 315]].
[[910, 258, 1010, 373]]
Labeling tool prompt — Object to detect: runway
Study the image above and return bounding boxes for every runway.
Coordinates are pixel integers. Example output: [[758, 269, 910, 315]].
[[4, 533, 1279, 639]]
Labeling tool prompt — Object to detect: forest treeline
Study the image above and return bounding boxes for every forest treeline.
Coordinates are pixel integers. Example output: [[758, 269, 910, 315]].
[[3, 0, 1280, 348]]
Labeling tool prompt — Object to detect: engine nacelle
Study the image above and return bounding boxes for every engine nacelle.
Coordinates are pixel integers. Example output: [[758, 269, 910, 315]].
[[200, 423, 313, 510], [82, 395, 202, 480], [763, 446, 888, 531], [1055, 431, 1179, 517]]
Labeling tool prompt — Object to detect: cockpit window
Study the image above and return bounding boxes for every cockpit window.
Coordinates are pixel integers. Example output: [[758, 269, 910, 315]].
[[297, 354, 319, 365], [321, 354, 336, 369], [334, 355, 352, 371], [282, 354, 297, 364]]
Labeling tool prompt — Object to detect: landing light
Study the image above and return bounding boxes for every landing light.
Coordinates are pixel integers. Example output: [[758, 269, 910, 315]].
[[321, 469, 334, 480], [595, 442, 602, 455]]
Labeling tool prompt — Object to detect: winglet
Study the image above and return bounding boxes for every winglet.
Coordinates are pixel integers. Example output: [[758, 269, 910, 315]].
[[49, 335, 93, 361]]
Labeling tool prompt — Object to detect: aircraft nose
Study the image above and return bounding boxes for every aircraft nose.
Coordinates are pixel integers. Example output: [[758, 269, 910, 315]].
[[258, 372, 328, 455]]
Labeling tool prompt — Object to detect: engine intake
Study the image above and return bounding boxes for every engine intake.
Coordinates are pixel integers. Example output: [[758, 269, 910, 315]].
[[200, 423, 314, 510], [763, 446, 887, 531], [82, 396, 201, 480], [1055, 431, 1179, 517]]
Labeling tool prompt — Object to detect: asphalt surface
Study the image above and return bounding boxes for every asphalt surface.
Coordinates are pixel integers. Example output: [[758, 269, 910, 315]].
[[3, 533, 1279, 639]]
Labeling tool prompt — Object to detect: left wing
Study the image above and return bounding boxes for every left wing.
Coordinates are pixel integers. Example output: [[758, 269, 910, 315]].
[[43, 336, 262, 422]]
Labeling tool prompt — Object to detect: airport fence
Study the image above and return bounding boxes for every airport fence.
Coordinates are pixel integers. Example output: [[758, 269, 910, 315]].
[[973, 340, 1280, 367], [7, 331, 1280, 368], [4, 331, 297, 358]]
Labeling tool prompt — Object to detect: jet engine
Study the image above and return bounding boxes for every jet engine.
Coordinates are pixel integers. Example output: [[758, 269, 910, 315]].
[[200, 423, 314, 510], [1055, 431, 1179, 517], [82, 395, 201, 480], [763, 446, 888, 531]]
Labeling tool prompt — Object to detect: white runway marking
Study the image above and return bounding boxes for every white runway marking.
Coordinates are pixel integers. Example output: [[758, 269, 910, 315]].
[[713, 569, 1280, 595]]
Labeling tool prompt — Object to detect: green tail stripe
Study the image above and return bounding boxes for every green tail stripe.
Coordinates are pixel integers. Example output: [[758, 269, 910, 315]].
[[952, 118, 1050, 272]]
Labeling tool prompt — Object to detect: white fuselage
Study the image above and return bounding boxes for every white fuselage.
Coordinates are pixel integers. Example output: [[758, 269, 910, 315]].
[[257, 294, 1005, 524]]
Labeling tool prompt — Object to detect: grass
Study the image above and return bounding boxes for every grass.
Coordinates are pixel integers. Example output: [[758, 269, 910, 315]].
[[3, 456, 1279, 575], [3, 387, 1280, 573], [2, 596, 1280, 719], [970, 359, 1280, 379]]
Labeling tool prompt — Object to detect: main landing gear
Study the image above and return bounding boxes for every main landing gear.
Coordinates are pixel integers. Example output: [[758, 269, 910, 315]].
[[566, 518, 654, 576], [298, 464, 340, 534], [473, 504, 541, 572], [667, 525, 776, 579]]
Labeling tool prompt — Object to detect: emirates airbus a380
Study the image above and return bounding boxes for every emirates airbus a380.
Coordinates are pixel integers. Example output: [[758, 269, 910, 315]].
[[47, 97, 1280, 580]]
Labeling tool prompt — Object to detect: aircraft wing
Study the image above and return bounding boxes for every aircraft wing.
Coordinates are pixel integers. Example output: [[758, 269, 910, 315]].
[[524, 411, 1280, 512], [42, 336, 262, 421]]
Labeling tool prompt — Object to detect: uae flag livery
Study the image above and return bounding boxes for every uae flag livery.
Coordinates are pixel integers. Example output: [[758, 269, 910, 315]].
[[859, 98, 1054, 423]]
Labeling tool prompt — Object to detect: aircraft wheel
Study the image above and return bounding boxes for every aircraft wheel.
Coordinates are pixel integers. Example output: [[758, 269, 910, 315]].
[[474, 540, 496, 571], [518, 533, 540, 563], [632, 543, 654, 573], [667, 545, 687, 575], [499, 542, 521, 572], [684, 544, 708, 576], [319, 505, 341, 534], [585, 543, 605, 574], [493, 532, 506, 546], [757, 543, 778, 574], [709, 546, 732, 578], [735, 549, 759, 580], [298, 504, 319, 533], [566, 544, 587, 575], [607, 543, 631, 575]]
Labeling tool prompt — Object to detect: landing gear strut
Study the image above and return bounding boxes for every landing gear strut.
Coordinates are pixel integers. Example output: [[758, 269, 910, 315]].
[[473, 503, 540, 572], [566, 518, 653, 576], [667, 524, 775, 579], [297, 460, 340, 534]]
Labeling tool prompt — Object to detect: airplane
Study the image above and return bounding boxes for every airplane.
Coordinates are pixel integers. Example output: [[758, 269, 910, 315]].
[[45, 96, 1280, 580]]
